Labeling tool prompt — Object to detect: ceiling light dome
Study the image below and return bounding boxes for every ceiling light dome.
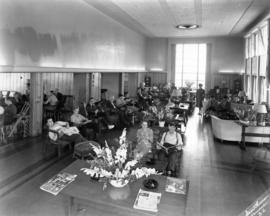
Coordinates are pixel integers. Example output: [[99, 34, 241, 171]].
[[176, 24, 199, 29]]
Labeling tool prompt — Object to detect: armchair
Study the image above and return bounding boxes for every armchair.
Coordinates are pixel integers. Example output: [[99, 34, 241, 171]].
[[44, 129, 72, 158]]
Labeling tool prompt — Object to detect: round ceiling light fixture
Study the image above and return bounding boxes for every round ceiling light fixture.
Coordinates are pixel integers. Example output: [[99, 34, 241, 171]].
[[176, 24, 200, 29]]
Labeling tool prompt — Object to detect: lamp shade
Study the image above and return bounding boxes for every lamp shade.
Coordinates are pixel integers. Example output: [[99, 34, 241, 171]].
[[238, 90, 246, 98], [253, 104, 267, 113]]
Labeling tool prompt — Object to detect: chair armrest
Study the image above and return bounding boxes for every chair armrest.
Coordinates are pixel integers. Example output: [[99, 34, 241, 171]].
[[48, 129, 60, 140]]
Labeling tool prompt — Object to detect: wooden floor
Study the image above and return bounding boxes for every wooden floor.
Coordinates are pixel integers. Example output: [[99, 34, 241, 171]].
[[0, 109, 269, 216]]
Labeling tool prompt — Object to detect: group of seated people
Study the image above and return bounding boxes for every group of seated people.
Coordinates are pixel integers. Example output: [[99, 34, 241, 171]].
[[47, 116, 183, 177], [46, 84, 186, 177], [0, 91, 29, 128], [43, 88, 65, 111], [133, 120, 183, 177], [137, 82, 195, 112], [202, 86, 250, 117]]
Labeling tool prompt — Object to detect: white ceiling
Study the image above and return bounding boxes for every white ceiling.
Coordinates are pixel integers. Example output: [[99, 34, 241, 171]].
[[85, 0, 270, 37]]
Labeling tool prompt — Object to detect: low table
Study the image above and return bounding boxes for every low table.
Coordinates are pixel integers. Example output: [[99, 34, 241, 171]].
[[60, 160, 188, 216], [236, 121, 270, 150]]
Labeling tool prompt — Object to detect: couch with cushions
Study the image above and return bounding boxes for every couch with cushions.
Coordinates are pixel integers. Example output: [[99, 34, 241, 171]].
[[211, 115, 270, 143]]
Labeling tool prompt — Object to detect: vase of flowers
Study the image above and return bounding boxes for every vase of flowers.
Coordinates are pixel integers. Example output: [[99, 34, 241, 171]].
[[109, 179, 129, 188], [81, 129, 158, 189]]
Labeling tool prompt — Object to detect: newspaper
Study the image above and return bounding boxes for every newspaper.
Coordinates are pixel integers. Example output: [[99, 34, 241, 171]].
[[40, 172, 77, 196], [165, 177, 187, 195], [133, 189, 162, 212]]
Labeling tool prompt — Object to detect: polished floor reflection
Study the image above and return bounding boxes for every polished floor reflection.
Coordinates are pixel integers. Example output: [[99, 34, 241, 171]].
[[0, 109, 269, 216]]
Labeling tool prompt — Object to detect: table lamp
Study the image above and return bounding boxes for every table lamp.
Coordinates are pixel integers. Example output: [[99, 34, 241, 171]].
[[253, 104, 267, 126]]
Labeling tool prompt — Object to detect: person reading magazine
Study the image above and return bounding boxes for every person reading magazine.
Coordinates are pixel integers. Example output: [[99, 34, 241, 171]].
[[157, 121, 183, 177]]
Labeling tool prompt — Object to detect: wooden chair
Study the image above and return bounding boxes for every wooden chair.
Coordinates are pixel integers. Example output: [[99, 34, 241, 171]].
[[8, 102, 30, 138], [45, 129, 72, 158]]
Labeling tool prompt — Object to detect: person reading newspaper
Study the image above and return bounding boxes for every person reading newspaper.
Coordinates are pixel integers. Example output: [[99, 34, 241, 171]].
[[157, 121, 183, 177]]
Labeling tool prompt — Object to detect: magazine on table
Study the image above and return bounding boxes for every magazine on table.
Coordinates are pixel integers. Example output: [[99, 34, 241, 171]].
[[40, 172, 77, 196], [165, 177, 187, 195], [133, 189, 162, 212]]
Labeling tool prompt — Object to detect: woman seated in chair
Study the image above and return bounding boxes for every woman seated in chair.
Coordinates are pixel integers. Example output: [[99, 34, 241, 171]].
[[133, 120, 153, 160], [157, 121, 183, 177], [47, 118, 86, 145], [70, 107, 98, 140]]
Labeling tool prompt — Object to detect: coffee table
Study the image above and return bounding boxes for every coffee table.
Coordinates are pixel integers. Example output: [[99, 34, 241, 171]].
[[59, 160, 188, 216]]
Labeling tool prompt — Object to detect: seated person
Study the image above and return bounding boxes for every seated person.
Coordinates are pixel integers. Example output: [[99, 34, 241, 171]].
[[116, 94, 133, 124], [204, 95, 219, 115], [86, 98, 98, 118], [86, 98, 114, 130], [54, 88, 65, 109], [157, 121, 183, 177], [218, 96, 231, 112], [13, 92, 24, 113], [133, 120, 153, 160], [137, 82, 149, 110], [44, 91, 58, 110], [70, 107, 97, 139], [102, 96, 120, 126], [0, 105, 6, 143], [165, 98, 175, 110], [79, 101, 89, 118], [4, 98, 17, 125], [0, 91, 5, 107], [124, 92, 133, 106], [115, 94, 127, 111], [105, 96, 130, 127], [47, 118, 86, 145]]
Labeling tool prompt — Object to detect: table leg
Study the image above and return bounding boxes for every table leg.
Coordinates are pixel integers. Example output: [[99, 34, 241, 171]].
[[240, 126, 246, 150], [65, 196, 74, 216]]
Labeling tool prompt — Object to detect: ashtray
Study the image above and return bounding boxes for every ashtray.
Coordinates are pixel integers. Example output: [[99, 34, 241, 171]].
[[90, 174, 100, 181], [145, 158, 155, 165], [143, 179, 158, 189]]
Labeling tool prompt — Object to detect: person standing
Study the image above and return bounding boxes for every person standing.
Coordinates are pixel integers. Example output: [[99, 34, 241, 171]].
[[196, 83, 205, 115]]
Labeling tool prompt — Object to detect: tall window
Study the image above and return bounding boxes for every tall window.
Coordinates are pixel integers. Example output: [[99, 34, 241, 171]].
[[245, 22, 268, 104], [175, 44, 207, 89]]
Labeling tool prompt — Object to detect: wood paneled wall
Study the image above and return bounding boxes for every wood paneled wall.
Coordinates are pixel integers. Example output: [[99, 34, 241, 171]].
[[42, 73, 73, 95], [127, 73, 138, 97], [148, 72, 167, 85], [101, 73, 121, 98], [0, 73, 30, 93], [212, 73, 242, 90]]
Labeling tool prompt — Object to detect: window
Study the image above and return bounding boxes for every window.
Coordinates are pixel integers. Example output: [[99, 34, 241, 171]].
[[244, 22, 269, 104], [175, 44, 207, 89]]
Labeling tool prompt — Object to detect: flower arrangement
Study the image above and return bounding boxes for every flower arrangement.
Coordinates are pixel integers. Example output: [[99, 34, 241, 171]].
[[185, 81, 194, 90], [81, 129, 158, 188]]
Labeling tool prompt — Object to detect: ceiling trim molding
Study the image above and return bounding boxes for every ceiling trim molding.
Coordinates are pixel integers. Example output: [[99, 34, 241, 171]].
[[229, 0, 256, 35], [0, 65, 146, 73], [83, 0, 154, 37]]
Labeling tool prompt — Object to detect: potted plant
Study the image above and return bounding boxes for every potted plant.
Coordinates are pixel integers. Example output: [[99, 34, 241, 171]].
[[157, 109, 165, 127]]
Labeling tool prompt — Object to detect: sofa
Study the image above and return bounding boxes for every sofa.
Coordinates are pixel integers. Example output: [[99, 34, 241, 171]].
[[211, 115, 270, 143]]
